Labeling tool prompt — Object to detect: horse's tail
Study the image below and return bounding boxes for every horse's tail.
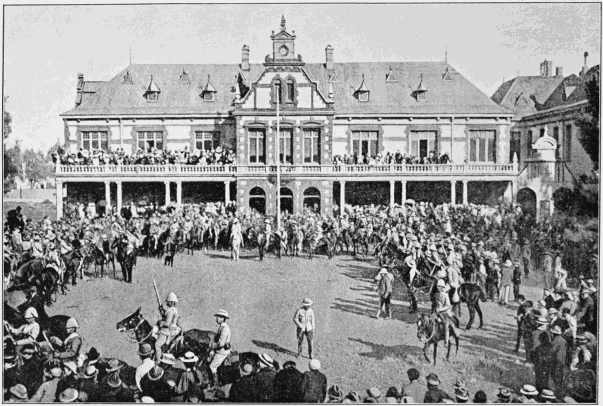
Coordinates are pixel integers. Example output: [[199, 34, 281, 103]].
[[478, 285, 487, 302]]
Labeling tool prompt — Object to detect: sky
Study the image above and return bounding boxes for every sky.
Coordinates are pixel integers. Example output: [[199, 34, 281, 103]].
[[4, 3, 601, 152]]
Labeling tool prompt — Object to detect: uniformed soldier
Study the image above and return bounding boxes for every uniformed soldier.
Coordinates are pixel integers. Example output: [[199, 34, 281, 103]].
[[51, 317, 82, 362], [31, 235, 44, 258], [155, 292, 181, 362], [6, 307, 41, 347], [209, 309, 231, 389], [433, 279, 458, 346], [263, 219, 273, 251], [101, 235, 111, 262]]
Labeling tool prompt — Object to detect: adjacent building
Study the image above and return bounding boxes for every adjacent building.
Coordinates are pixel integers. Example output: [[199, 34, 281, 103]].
[[57, 17, 519, 218], [492, 53, 599, 217]]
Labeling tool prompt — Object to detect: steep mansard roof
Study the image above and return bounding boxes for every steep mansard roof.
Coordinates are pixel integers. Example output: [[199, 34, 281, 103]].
[[62, 61, 511, 117]]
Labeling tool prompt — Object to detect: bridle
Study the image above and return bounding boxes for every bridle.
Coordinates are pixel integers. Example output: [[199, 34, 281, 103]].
[[121, 317, 153, 344]]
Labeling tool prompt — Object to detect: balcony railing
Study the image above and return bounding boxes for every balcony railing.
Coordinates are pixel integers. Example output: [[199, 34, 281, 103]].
[[56, 163, 517, 176]]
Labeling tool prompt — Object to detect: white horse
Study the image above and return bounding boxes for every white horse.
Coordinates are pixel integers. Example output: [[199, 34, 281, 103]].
[[230, 233, 242, 261]]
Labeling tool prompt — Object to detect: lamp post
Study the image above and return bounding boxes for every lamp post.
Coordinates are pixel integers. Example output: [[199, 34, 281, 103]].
[[276, 85, 281, 231]]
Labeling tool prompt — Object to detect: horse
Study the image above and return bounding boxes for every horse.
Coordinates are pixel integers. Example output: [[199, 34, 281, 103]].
[[85, 245, 115, 278], [9, 258, 45, 291], [352, 228, 370, 257], [393, 261, 436, 313], [257, 232, 283, 261], [184, 228, 195, 256], [288, 228, 304, 257], [335, 228, 353, 255], [115, 307, 261, 388], [164, 238, 177, 267], [61, 249, 84, 287], [458, 282, 486, 330], [416, 312, 460, 365], [305, 229, 335, 260]]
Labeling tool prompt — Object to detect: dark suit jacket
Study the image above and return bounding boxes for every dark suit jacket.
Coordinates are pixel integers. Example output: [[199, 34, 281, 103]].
[[274, 367, 304, 402], [301, 370, 327, 403], [228, 374, 257, 403], [253, 367, 277, 402]]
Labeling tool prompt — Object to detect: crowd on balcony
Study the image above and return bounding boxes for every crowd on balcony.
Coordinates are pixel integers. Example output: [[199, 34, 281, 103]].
[[333, 150, 452, 166], [52, 146, 236, 167]]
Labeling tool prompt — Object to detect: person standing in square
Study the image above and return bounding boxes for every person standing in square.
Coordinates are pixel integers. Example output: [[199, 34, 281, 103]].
[[294, 299, 315, 359]]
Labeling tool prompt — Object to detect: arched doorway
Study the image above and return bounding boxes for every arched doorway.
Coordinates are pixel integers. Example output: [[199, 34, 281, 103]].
[[280, 187, 294, 214], [303, 187, 321, 213], [249, 187, 266, 214], [517, 187, 537, 218]]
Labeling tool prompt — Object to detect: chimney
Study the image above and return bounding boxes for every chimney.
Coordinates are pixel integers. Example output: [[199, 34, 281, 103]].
[[539, 60, 553, 77], [241, 45, 250, 72], [77, 73, 84, 90], [555, 66, 563, 77], [325, 45, 334, 70], [580, 51, 589, 76]]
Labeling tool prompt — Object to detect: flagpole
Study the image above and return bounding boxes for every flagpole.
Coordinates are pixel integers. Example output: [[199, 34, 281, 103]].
[[276, 89, 281, 232]]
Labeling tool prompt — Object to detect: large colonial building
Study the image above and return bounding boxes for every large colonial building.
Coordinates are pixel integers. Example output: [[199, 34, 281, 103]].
[[57, 17, 522, 218], [492, 53, 599, 217]]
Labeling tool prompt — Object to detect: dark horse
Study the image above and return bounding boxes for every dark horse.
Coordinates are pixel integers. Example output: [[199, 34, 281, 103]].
[[115, 308, 261, 388], [85, 245, 116, 278], [458, 282, 486, 330], [9, 259, 62, 306], [257, 232, 284, 261], [416, 313, 460, 365]]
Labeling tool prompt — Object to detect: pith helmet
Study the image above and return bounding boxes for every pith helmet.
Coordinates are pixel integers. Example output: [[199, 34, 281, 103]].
[[24, 307, 38, 319], [166, 292, 178, 303], [66, 318, 79, 329]]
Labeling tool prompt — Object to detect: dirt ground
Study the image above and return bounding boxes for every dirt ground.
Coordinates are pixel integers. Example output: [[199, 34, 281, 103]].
[[7, 247, 545, 399]]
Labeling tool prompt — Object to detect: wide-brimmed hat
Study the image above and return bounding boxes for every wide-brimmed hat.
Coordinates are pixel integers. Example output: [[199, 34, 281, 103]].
[[328, 385, 343, 400], [87, 347, 100, 364], [9, 384, 28, 400], [214, 309, 230, 319], [504, 259, 513, 267], [550, 325, 562, 335], [59, 388, 79, 403], [63, 361, 78, 375], [83, 365, 98, 379], [575, 335, 588, 344], [367, 387, 381, 398], [378, 268, 388, 275], [160, 353, 175, 366], [259, 353, 273, 367], [108, 373, 122, 388], [497, 388, 511, 399], [547, 308, 558, 315], [309, 359, 321, 370], [140, 396, 155, 403], [540, 389, 556, 400], [180, 351, 199, 364], [138, 343, 153, 357], [105, 359, 123, 372], [302, 298, 313, 306], [520, 384, 538, 396], [426, 373, 440, 385], [452, 378, 466, 389], [241, 363, 254, 376], [455, 387, 469, 401], [148, 366, 165, 381]]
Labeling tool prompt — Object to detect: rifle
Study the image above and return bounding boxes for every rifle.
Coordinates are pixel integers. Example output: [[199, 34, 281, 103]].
[[153, 278, 166, 318]]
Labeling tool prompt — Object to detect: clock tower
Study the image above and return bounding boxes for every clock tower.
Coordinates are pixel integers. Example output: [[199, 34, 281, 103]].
[[268, 15, 302, 65]]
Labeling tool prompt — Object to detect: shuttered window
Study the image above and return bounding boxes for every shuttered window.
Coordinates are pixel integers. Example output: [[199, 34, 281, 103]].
[[469, 130, 495, 163]]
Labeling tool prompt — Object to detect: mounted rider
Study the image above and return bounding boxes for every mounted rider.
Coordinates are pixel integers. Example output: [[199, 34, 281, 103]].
[[208, 309, 231, 389], [50, 317, 82, 362], [432, 279, 458, 346], [230, 217, 243, 245], [101, 234, 112, 262], [44, 242, 64, 280], [155, 292, 182, 362], [5, 307, 41, 348], [263, 219, 273, 250]]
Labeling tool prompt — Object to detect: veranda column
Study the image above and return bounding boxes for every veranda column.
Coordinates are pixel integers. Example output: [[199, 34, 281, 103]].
[[164, 181, 171, 206], [104, 181, 111, 211], [340, 181, 346, 216], [56, 180, 63, 220], [462, 180, 468, 205], [176, 181, 182, 206], [224, 181, 231, 206], [389, 180, 395, 207], [450, 181, 456, 205], [512, 180, 518, 204], [116, 181, 123, 214], [401, 180, 407, 204]]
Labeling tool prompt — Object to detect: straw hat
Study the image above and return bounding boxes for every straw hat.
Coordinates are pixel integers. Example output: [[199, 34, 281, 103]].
[[302, 298, 313, 306], [105, 359, 123, 373], [180, 351, 199, 364], [214, 309, 230, 319], [520, 385, 538, 396], [59, 388, 79, 403], [259, 353, 274, 367], [9, 385, 28, 400], [540, 389, 556, 400]]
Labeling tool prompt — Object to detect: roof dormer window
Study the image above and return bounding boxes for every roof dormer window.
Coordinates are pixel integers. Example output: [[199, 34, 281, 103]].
[[414, 74, 427, 102], [385, 67, 398, 83], [144, 75, 160, 102], [354, 74, 370, 102], [180, 69, 191, 85], [442, 67, 453, 82], [201, 74, 217, 102], [123, 70, 133, 84]]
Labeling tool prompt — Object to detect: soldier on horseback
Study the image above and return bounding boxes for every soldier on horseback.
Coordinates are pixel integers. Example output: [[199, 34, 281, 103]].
[[263, 219, 273, 251], [50, 317, 82, 362], [208, 309, 231, 389], [101, 234, 112, 263], [155, 292, 182, 362], [5, 307, 41, 347]]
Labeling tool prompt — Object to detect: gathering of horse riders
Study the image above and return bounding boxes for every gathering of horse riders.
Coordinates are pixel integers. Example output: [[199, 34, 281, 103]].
[[2, 197, 598, 404]]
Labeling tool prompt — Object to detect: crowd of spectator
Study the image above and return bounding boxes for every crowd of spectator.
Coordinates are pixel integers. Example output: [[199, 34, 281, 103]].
[[52, 146, 236, 167], [333, 150, 452, 166]]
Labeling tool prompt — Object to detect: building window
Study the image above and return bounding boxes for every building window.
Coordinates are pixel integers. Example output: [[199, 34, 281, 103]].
[[202, 92, 214, 102], [553, 127, 560, 158], [274, 80, 283, 105], [82, 131, 108, 151], [540, 128, 545, 138], [137, 131, 163, 152], [303, 129, 321, 164], [527, 131, 533, 158], [510, 131, 521, 163], [410, 131, 436, 160], [286, 79, 295, 103], [352, 131, 378, 157], [146, 92, 158, 102], [195, 131, 220, 151], [469, 130, 496, 163], [249, 129, 266, 164], [279, 129, 293, 164], [358, 92, 369, 102], [564, 125, 572, 161]]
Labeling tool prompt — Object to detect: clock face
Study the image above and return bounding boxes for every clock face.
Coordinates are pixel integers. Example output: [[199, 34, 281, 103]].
[[279, 45, 289, 56]]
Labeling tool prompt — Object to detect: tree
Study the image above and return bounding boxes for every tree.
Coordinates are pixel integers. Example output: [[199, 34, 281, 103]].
[[3, 96, 12, 140], [22, 148, 52, 188], [4, 144, 21, 192], [576, 71, 600, 170]]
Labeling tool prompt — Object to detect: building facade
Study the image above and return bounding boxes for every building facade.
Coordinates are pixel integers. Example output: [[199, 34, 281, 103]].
[[492, 54, 599, 217], [57, 17, 518, 218]]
